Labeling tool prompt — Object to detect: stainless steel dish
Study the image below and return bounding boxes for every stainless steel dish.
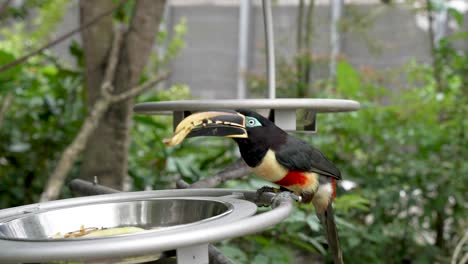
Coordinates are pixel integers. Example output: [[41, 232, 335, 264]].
[[0, 190, 290, 264], [0, 198, 231, 241]]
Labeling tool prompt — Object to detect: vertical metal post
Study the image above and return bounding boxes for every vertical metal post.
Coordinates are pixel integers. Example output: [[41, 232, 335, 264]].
[[237, 0, 251, 99], [329, 0, 343, 81], [262, 0, 276, 99]]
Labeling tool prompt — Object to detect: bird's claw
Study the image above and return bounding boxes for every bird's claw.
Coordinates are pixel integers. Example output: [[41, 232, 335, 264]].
[[256, 186, 280, 195], [255, 186, 303, 205], [255, 186, 279, 206]]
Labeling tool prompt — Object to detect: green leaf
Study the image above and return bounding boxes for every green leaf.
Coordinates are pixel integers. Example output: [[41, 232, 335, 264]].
[[336, 61, 361, 97], [448, 8, 464, 26], [306, 214, 321, 231], [68, 40, 84, 68], [297, 233, 327, 255], [219, 245, 247, 263], [334, 193, 370, 213], [133, 115, 166, 129], [0, 50, 22, 82]]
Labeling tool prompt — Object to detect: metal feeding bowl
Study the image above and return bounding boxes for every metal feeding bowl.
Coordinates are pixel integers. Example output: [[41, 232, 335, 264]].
[[0, 198, 232, 241], [0, 190, 269, 263]]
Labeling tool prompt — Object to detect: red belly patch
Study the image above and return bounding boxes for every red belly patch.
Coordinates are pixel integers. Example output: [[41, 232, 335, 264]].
[[274, 171, 308, 187]]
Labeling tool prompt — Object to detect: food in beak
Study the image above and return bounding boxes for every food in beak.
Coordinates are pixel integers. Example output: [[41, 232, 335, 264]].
[[163, 111, 247, 146]]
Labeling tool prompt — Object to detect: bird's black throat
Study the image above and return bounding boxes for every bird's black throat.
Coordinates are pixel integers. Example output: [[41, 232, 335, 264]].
[[233, 126, 287, 168], [234, 138, 269, 167]]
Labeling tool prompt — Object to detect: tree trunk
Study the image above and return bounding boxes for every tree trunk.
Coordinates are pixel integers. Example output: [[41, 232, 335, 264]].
[[79, 0, 166, 189]]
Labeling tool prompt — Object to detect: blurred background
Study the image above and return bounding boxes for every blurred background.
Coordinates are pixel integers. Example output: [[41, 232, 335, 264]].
[[0, 0, 467, 263]]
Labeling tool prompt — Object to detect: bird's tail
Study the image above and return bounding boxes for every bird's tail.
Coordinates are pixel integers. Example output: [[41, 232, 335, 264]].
[[317, 203, 344, 264]]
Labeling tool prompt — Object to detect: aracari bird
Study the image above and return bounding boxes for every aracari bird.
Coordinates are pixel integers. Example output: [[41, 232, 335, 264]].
[[164, 109, 343, 263]]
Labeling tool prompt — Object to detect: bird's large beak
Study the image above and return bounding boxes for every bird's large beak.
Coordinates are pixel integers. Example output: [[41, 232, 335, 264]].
[[163, 110, 247, 146]]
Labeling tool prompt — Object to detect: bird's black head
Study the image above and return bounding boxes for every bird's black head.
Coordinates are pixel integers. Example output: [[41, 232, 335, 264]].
[[232, 109, 287, 165], [163, 109, 287, 167]]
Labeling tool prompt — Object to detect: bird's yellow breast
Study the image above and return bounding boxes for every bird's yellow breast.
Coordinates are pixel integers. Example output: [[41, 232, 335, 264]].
[[252, 150, 288, 182]]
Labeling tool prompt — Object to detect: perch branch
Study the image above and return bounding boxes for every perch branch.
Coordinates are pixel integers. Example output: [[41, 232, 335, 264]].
[[0, 0, 128, 74], [69, 179, 119, 196], [176, 158, 251, 189], [189, 158, 251, 188]]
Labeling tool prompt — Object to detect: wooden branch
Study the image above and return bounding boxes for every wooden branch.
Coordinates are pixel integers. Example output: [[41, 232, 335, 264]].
[[459, 253, 468, 264], [69, 179, 120, 196], [102, 25, 125, 93], [176, 158, 251, 189], [451, 232, 468, 264], [109, 71, 171, 103], [40, 98, 111, 202], [296, 0, 304, 53], [0, 92, 13, 128], [425, 0, 442, 92], [189, 158, 251, 188], [0, 0, 128, 74], [0, 0, 12, 17]]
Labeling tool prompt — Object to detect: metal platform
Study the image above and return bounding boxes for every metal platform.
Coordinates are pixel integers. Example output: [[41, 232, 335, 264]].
[[134, 98, 360, 132]]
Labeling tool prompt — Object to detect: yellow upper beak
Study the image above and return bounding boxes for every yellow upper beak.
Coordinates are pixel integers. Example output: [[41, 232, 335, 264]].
[[163, 110, 247, 146]]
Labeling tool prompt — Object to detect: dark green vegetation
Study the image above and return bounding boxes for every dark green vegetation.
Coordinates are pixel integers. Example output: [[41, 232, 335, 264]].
[[0, 1, 466, 263]]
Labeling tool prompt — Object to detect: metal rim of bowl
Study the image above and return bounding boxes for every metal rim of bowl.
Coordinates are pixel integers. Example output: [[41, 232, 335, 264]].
[[0, 197, 236, 242], [0, 189, 292, 263]]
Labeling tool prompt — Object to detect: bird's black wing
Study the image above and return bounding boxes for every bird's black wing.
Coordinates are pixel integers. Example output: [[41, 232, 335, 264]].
[[275, 135, 342, 180]]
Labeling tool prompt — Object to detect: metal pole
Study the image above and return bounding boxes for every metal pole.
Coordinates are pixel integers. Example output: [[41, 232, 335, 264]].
[[329, 0, 343, 82], [237, 0, 251, 99], [262, 0, 276, 99]]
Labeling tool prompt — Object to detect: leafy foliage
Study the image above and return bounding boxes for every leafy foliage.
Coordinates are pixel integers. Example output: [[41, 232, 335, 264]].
[[0, 56, 83, 208], [0, 2, 467, 264]]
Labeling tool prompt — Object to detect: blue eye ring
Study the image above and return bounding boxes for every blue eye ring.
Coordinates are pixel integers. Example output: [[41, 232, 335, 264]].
[[246, 116, 262, 127]]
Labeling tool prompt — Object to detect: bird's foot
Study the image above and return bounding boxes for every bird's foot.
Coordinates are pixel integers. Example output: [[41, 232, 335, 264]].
[[255, 186, 303, 204], [255, 186, 279, 206], [256, 185, 280, 195]]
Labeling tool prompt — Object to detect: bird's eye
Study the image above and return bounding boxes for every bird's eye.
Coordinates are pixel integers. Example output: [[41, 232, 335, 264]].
[[246, 116, 261, 127]]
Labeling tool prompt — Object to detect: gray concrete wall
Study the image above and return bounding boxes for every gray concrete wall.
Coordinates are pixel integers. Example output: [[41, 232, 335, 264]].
[[167, 5, 240, 99], [168, 3, 437, 99], [51, 2, 466, 99]]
